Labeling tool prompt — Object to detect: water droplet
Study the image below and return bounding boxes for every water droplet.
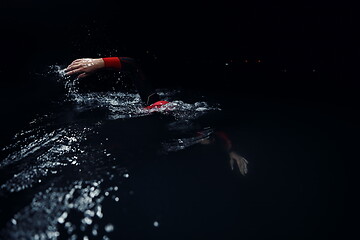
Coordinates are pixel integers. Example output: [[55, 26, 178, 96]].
[[82, 217, 92, 225], [11, 218, 17, 225], [96, 206, 103, 218], [58, 212, 68, 224], [104, 223, 114, 232], [85, 210, 95, 217]]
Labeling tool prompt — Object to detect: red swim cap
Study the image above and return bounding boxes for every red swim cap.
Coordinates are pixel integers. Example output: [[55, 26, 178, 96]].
[[144, 101, 170, 110]]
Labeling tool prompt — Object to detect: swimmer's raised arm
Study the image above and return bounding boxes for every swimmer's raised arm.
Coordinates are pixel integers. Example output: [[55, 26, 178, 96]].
[[64, 57, 143, 78], [65, 57, 160, 105], [65, 57, 128, 78]]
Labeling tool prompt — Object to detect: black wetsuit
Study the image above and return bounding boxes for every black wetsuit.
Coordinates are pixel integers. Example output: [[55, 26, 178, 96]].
[[117, 57, 160, 105]]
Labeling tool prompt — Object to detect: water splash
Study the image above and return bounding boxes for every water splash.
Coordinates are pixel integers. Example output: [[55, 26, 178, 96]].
[[161, 127, 214, 152], [69, 91, 220, 121], [1, 179, 126, 240], [0, 64, 222, 239], [0, 125, 93, 193], [45, 66, 221, 120]]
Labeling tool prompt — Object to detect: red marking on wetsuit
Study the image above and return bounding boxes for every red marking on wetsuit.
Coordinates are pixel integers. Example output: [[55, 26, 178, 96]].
[[103, 57, 122, 69], [144, 101, 170, 110], [215, 131, 232, 150]]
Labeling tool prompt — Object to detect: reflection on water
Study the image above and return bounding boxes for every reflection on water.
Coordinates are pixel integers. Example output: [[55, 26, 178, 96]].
[[0, 66, 247, 239]]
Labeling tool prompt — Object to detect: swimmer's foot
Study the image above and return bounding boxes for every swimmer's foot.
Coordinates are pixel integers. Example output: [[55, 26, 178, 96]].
[[144, 101, 170, 110]]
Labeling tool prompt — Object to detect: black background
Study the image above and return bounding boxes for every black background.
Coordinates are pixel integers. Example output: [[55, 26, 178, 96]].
[[0, 1, 358, 143], [0, 1, 357, 239]]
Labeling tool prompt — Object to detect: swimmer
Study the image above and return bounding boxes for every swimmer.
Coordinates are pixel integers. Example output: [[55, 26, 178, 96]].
[[65, 57, 248, 175]]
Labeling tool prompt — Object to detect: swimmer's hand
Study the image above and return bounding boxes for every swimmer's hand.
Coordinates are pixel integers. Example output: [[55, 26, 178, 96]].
[[64, 58, 104, 79], [229, 151, 248, 176]]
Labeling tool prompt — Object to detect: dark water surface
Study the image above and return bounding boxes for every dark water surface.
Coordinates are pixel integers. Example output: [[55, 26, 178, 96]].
[[0, 62, 351, 240]]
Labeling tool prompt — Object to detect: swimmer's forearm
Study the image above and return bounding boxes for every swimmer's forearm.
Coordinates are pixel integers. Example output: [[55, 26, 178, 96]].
[[215, 131, 232, 151]]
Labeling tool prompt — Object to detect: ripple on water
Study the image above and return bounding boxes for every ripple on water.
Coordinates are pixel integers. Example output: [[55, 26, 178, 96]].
[[0, 67, 221, 238]]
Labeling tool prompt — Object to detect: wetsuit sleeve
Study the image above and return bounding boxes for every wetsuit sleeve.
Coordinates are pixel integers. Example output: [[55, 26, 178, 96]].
[[215, 131, 233, 151], [103, 57, 122, 69], [102, 57, 160, 105]]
